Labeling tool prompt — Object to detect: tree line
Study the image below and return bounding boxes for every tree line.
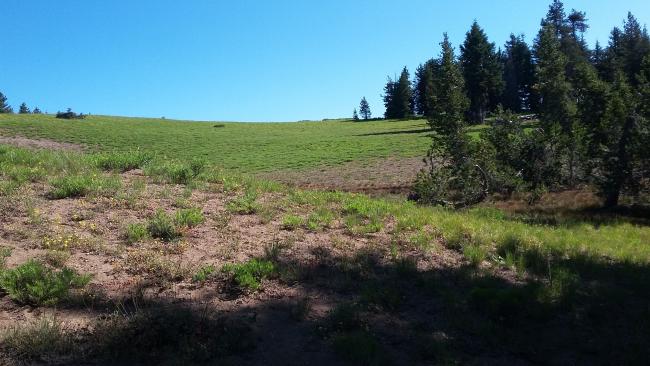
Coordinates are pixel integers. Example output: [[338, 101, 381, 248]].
[[0, 93, 42, 115], [408, 0, 650, 208]]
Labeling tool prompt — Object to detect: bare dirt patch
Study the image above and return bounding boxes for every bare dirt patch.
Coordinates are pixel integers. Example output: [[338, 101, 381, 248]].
[[0, 135, 85, 151], [259, 156, 425, 194]]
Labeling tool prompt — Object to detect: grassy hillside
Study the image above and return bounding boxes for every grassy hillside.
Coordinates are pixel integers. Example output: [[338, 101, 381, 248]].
[[0, 114, 434, 173], [1, 145, 649, 364]]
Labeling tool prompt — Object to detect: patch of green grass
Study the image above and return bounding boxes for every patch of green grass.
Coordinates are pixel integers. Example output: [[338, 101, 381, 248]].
[[0, 260, 91, 306], [49, 173, 121, 199], [281, 214, 303, 231], [174, 207, 205, 228], [226, 191, 260, 215], [92, 150, 152, 172], [192, 264, 216, 283], [0, 114, 430, 173], [463, 245, 488, 267], [147, 210, 179, 241], [49, 174, 93, 199], [306, 208, 335, 231], [222, 258, 277, 291], [125, 223, 149, 244]]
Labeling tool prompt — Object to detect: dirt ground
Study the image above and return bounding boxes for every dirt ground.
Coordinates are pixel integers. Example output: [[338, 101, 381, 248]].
[[0, 136, 85, 152], [259, 156, 426, 195]]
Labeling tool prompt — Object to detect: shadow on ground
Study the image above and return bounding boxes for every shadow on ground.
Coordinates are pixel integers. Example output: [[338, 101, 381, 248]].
[[3, 245, 650, 366]]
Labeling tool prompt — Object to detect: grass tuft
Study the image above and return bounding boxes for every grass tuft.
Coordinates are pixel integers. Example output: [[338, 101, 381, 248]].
[[222, 258, 276, 291], [0, 260, 91, 306]]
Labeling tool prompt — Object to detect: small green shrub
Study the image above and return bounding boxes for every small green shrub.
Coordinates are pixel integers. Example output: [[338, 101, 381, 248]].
[[125, 223, 148, 244], [49, 174, 93, 199], [93, 151, 151, 172], [226, 192, 260, 215], [281, 214, 303, 231], [147, 210, 179, 241], [222, 258, 276, 291], [192, 265, 216, 283], [0, 260, 91, 306], [174, 208, 205, 228]]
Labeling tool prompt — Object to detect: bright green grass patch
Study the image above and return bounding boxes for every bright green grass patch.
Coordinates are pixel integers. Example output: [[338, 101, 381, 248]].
[[124, 223, 148, 244], [281, 214, 303, 231], [222, 258, 277, 291], [0, 114, 431, 173]]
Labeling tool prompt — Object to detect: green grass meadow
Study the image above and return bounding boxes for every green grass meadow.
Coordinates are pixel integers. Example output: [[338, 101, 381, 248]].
[[0, 114, 433, 172]]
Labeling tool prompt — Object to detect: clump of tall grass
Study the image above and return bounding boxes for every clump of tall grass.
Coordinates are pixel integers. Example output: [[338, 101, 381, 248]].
[[92, 150, 152, 172], [0, 260, 91, 306]]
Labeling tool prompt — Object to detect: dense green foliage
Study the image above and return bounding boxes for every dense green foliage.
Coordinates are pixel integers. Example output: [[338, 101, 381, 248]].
[[412, 0, 650, 208], [460, 21, 503, 124], [383, 67, 413, 119]]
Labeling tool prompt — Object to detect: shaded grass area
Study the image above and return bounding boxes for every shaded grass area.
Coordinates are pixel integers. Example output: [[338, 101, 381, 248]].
[[0, 114, 432, 173], [1, 144, 650, 364]]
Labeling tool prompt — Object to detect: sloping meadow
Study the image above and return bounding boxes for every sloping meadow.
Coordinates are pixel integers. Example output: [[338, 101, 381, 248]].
[[1, 144, 649, 364]]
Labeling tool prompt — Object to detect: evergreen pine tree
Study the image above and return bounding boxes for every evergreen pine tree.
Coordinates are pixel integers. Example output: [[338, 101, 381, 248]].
[[502, 34, 537, 112], [460, 21, 503, 124], [534, 24, 577, 184], [359, 97, 371, 120], [352, 108, 359, 121], [413, 34, 487, 207], [413, 60, 439, 117], [19, 103, 30, 114], [382, 77, 397, 119], [32, 107, 42, 114], [0, 92, 12, 113], [395, 67, 413, 118]]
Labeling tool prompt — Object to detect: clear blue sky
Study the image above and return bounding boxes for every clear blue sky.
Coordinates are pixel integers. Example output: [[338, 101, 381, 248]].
[[1, 1, 648, 122]]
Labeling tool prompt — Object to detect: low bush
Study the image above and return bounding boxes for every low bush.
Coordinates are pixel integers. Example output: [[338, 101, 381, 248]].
[[125, 223, 148, 244], [0, 260, 91, 306], [147, 210, 179, 241]]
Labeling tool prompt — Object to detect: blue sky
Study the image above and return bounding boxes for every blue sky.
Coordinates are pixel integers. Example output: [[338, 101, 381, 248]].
[[1, 1, 648, 122]]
